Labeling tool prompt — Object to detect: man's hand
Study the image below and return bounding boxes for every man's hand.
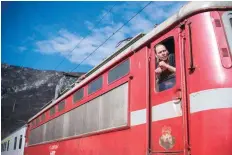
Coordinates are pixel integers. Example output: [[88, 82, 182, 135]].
[[159, 61, 176, 73], [155, 67, 162, 74], [159, 61, 168, 70]]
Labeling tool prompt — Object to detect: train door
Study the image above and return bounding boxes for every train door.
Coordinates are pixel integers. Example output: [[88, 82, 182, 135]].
[[149, 26, 189, 154]]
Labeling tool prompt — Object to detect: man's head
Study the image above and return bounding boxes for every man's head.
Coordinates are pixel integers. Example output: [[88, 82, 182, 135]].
[[155, 44, 169, 61]]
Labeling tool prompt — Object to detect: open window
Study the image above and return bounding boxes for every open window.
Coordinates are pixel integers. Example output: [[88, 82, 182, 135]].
[[154, 37, 176, 92]]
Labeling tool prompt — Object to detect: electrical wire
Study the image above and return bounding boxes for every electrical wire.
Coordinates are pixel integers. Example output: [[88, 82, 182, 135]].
[[70, 1, 152, 72]]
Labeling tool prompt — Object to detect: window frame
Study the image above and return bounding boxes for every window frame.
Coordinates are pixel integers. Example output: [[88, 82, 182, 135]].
[[41, 113, 45, 121], [19, 135, 23, 149], [50, 106, 56, 116], [58, 100, 65, 112], [14, 136, 17, 150], [36, 117, 40, 126], [153, 36, 176, 92], [7, 140, 10, 151], [88, 76, 103, 95], [222, 11, 232, 55], [72, 87, 84, 104], [107, 59, 130, 85]]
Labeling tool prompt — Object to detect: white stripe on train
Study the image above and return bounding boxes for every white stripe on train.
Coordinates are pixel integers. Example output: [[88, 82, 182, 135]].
[[130, 88, 232, 126]]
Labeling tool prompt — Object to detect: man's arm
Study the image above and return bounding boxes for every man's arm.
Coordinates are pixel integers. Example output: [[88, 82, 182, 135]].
[[159, 61, 176, 73]]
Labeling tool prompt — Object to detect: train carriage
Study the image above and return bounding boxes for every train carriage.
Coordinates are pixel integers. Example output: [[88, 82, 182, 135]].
[[24, 2, 232, 155], [1, 125, 26, 155]]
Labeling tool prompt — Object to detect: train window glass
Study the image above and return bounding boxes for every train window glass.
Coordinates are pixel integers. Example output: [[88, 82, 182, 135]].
[[108, 59, 130, 84], [222, 11, 232, 54], [58, 100, 65, 112], [14, 137, 17, 150], [3, 142, 6, 151], [41, 113, 45, 121], [7, 140, 10, 151], [19, 135, 22, 149], [73, 88, 84, 103], [32, 120, 35, 126], [88, 76, 103, 95], [154, 37, 176, 92], [50, 106, 55, 116], [36, 117, 40, 126], [230, 18, 232, 27]]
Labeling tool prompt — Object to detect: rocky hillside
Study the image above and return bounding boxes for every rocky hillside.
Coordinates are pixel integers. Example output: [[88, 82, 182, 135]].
[[1, 63, 84, 138]]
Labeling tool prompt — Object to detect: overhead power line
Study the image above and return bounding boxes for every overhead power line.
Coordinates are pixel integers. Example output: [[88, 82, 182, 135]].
[[54, 4, 117, 70], [70, 1, 152, 72]]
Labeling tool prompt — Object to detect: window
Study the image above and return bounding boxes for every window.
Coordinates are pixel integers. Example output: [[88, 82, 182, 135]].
[[32, 120, 35, 127], [36, 117, 40, 125], [41, 113, 45, 121], [14, 137, 17, 150], [50, 107, 55, 116], [7, 140, 9, 151], [28, 83, 129, 146], [88, 76, 103, 94], [58, 100, 65, 112], [154, 37, 176, 92], [222, 11, 232, 54], [230, 18, 232, 27], [73, 88, 84, 103], [108, 59, 130, 84], [19, 135, 22, 149]]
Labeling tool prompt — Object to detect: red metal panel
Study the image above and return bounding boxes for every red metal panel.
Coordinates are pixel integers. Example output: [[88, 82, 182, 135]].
[[24, 125, 146, 155], [191, 109, 232, 155], [184, 12, 232, 155], [149, 27, 185, 154]]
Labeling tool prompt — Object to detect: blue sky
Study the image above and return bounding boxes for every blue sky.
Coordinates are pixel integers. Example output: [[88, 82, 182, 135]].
[[2, 1, 186, 73]]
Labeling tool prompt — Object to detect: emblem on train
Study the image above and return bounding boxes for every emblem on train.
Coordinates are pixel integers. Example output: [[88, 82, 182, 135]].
[[159, 126, 175, 150], [49, 144, 59, 155]]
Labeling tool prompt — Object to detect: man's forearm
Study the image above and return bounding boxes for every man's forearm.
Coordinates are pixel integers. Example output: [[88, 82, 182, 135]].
[[167, 65, 176, 73]]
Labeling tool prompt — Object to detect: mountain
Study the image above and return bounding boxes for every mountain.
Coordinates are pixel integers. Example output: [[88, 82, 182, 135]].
[[1, 63, 84, 138]]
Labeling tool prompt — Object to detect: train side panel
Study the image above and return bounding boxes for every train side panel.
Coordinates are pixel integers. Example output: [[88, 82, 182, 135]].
[[184, 11, 232, 155], [24, 47, 148, 155], [1, 126, 26, 155]]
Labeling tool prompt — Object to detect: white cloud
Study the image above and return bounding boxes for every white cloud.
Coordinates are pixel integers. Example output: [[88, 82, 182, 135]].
[[35, 1, 186, 69], [18, 46, 27, 52]]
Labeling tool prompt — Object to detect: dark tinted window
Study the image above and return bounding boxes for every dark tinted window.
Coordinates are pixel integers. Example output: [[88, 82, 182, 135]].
[[230, 18, 232, 27], [108, 59, 130, 84], [14, 137, 17, 150], [88, 76, 103, 94], [36, 117, 40, 125], [73, 88, 84, 103], [58, 100, 65, 111], [41, 113, 45, 121], [32, 120, 35, 126], [7, 140, 10, 151], [19, 135, 22, 149], [50, 107, 55, 116]]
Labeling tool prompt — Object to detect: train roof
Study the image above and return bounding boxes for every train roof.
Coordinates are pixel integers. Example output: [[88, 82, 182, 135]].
[[28, 1, 232, 122], [1, 125, 27, 142]]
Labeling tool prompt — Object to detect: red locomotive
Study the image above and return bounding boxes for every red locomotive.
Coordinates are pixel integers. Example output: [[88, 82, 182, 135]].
[[24, 2, 232, 155]]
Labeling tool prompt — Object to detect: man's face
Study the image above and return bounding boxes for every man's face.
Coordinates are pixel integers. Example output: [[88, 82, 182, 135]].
[[155, 45, 169, 61]]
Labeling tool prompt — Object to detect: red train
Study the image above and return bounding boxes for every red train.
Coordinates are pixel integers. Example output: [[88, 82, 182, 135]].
[[24, 2, 232, 155]]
